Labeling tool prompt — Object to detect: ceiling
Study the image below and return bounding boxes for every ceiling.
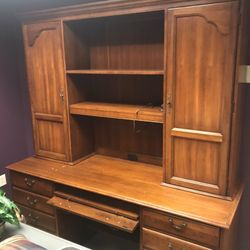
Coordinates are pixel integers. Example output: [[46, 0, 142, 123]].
[[0, 0, 100, 13]]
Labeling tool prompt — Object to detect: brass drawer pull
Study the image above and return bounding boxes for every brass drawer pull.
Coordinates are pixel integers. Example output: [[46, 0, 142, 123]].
[[168, 218, 187, 231], [24, 178, 36, 187], [26, 196, 38, 206], [27, 213, 39, 223]]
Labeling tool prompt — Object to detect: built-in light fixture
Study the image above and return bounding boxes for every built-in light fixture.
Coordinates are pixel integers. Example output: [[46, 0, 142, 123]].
[[239, 65, 250, 83]]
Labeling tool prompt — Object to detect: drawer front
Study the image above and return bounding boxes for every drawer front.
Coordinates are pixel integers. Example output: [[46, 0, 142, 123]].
[[13, 187, 55, 215], [18, 204, 56, 234], [10, 171, 53, 197], [142, 209, 219, 248], [142, 228, 212, 250]]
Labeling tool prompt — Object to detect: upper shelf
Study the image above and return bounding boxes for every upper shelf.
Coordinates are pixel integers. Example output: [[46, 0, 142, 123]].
[[70, 102, 164, 123], [66, 70, 164, 76], [64, 11, 164, 71]]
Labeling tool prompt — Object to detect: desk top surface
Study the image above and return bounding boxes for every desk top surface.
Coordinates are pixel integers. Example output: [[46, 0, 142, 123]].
[[7, 155, 242, 229]]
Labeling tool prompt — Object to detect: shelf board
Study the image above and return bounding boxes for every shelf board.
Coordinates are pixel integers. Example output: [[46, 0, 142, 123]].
[[66, 69, 164, 76], [70, 102, 164, 123]]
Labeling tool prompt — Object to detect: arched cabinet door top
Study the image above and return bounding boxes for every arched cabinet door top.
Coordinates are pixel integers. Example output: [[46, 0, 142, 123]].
[[26, 22, 59, 47], [168, 1, 239, 36]]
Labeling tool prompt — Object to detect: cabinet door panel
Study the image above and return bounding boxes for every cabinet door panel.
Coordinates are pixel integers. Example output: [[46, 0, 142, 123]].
[[23, 21, 69, 161], [165, 2, 239, 195], [173, 138, 220, 191], [36, 119, 66, 160]]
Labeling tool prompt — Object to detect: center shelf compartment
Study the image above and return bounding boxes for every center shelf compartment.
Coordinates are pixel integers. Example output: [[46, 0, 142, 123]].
[[69, 116, 162, 165], [63, 11, 164, 71], [70, 102, 163, 123], [67, 73, 164, 125], [64, 11, 164, 164]]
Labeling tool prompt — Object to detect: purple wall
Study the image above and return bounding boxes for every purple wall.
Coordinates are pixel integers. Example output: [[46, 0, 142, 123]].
[[0, 13, 34, 195], [238, 88, 250, 250]]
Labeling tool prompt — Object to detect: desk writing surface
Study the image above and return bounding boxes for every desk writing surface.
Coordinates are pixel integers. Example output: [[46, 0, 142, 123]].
[[7, 155, 242, 229]]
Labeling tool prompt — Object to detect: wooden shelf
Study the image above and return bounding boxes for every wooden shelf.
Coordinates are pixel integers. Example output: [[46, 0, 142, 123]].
[[66, 69, 164, 76], [70, 102, 164, 123]]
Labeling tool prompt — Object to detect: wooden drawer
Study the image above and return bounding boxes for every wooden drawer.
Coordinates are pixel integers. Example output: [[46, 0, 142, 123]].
[[12, 187, 55, 215], [48, 191, 139, 233], [10, 171, 53, 197], [142, 209, 220, 248], [18, 204, 56, 234], [142, 228, 212, 250]]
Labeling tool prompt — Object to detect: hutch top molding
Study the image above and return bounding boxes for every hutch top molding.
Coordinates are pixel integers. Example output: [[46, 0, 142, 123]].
[[19, 0, 238, 21]]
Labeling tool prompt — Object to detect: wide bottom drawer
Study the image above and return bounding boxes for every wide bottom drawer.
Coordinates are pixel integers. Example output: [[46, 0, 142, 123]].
[[18, 204, 56, 234], [142, 228, 212, 250]]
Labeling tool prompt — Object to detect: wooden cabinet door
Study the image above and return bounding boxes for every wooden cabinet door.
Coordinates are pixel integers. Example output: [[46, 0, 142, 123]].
[[23, 21, 70, 161], [165, 2, 239, 195]]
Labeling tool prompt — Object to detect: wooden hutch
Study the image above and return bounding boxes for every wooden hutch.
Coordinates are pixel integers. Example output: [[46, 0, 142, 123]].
[[7, 0, 250, 249]]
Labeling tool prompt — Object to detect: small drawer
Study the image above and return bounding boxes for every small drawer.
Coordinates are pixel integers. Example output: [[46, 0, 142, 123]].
[[10, 171, 53, 197], [12, 187, 55, 215], [142, 208, 220, 248], [18, 204, 56, 234], [142, 228, 212, 250]]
